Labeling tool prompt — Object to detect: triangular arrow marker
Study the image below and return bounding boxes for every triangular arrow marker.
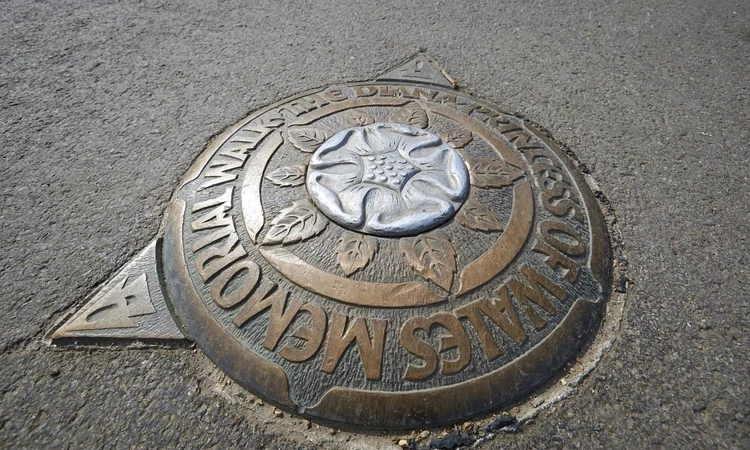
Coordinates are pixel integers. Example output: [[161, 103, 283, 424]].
[[376, 53, 457, 89], [61, 273, 154, 331], [51, 241, 186, 341]]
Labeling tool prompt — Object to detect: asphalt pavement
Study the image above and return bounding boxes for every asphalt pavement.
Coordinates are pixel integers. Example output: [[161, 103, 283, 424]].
[[1, 0, 747, 448]]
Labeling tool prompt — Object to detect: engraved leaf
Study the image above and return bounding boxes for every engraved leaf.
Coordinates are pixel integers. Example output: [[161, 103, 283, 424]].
[[400, 230, 456, 292], [466, 157, 524, 188], [286, 127, 331, 153], [262, 200, 328, 245], [336, 231, 378, 276], [264, 165, 307, 187], [343, 110, 375, 127], [456, 197, 503, 232], [387, 103, 429, 128], [440, 129, 473, 148]]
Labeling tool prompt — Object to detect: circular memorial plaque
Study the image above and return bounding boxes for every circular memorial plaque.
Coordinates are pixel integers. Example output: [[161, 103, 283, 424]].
[[160, 75, 611, 429]]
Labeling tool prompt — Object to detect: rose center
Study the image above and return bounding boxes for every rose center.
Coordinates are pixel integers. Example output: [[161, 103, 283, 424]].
[[361, 151, 419, 191]]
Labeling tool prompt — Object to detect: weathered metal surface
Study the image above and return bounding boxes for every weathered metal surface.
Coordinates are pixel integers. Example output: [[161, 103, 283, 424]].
[[158, 55, 612, 429]]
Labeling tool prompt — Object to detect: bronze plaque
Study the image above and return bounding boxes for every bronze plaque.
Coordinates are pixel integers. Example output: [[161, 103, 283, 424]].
[[158, 57, 611, 429]]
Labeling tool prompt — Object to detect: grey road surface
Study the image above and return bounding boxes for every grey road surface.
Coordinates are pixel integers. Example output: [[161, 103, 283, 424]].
[[1, 0, 747, 448]]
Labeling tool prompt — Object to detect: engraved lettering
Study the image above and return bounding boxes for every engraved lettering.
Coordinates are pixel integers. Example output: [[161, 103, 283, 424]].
[[461, 103, 506, 129], [434, 92, 457, 106], [494, 122, 522, 135], [353, 86, 378, 97], [303, 93, 331, 110], [194, 232, 246, 281], [231, 281, 303, 351], [278, 101, 309, 116], [460, 103, 483, 115], [323, 88, 348, 102], [262, 293, 303, 351], [191, 187, 233, 229], [461, 104, 543, 139], [541, 221, 585, 256], [189, 187, 253, 288], [534, 240, 580, 283], [433, 312, 471, 375], [401, 312, 471, 380], [232, 277, 277, 328], [379, 86, 412, 98], [523, 150, 585, 223], [456, 286, 527, 361], [210, 259, 261, 309], [321, 313, 387, 381], [401, 317, 439, 381], [536, 165, 572, 198], [530, 220, 586, 284], [192, 226, 233, 253], [223, 112, 284, 153], [349, 85, 459, 107], [200, 156, 245, 190], [281, 94, 330, 117], [158, 69, 613, 427], [229, 269, 327, 363], [507, 264, 567, 330], [501, 129, 542, 150], [278, 303, 327, 362], [191, 187, 236, 254], [409, 87, 438, 101], [542, 192, 584, 223], [238, 111, 285, 140]]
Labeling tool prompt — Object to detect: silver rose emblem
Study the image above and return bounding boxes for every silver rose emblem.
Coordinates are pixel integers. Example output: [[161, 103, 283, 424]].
[[306, 123, 469, 236]]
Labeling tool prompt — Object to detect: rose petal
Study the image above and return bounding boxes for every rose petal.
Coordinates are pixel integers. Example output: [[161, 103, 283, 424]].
[[397, 132, 442, 160], [361, 125, 401, 155], [375, 186, 454, 234], [310, 132, 362, 170], [333, 184, 379, 228], [403, 166, 468, 203]]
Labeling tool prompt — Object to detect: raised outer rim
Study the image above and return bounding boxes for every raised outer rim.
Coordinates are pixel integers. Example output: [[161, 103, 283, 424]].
[[159, 81, 612, 429]]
